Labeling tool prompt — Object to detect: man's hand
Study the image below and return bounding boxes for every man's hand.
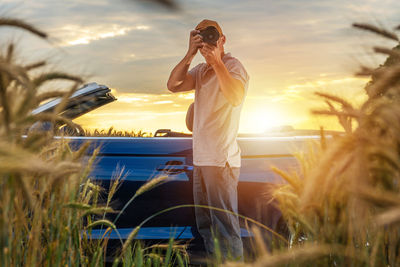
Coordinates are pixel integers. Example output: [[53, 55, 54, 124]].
[[199, 43, 223, 67], [186, 30, 203, 58]]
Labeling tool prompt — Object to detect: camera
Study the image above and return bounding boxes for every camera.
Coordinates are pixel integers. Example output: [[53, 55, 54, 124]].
[[199, 26, 220, 46]]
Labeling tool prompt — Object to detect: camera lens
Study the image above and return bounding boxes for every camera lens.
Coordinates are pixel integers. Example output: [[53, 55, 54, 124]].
[[200, 26, 220, 46]]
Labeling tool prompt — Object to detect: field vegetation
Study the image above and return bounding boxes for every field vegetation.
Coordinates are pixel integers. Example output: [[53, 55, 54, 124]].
[[84, 127, 153, 137]]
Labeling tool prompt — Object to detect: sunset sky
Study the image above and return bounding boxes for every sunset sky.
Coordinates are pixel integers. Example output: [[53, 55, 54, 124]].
[[2, 0, 399, 134]]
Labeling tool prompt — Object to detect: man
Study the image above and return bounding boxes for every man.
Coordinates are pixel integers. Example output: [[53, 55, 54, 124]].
[[167, 19, 249, 260]]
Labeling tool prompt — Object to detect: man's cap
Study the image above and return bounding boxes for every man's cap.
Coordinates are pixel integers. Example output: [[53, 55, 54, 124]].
[[195, 19, 223, 36]]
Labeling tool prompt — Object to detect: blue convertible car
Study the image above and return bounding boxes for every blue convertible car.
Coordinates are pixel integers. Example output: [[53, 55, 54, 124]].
[[32, 82, 327, 258]]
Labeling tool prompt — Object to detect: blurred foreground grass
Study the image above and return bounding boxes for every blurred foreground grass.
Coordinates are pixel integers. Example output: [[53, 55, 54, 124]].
[[0, 18, 187, 266]]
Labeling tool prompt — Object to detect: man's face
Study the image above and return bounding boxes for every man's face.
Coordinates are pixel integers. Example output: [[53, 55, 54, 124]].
[[216, 35, 225, 50]]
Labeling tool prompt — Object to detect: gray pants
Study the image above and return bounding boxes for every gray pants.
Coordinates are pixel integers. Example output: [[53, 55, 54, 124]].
[[193, 162, 243, 260]]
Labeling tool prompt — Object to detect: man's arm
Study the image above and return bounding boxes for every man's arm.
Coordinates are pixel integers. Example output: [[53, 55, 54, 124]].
[[167, 54, 195, 93], [200, 44, 245, 106], [212, 62, 245, 107], [167, 30, 203, 93]]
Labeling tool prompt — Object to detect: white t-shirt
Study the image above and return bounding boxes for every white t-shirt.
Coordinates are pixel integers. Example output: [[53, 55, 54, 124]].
[[188, 52, 249, 167]]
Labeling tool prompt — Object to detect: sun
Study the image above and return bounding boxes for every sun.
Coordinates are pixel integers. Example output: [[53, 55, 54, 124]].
[[239, 106, 290, 134]]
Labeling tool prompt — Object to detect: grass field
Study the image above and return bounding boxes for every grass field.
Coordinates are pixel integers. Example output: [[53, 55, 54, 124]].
[[84, 127, 153, 137]]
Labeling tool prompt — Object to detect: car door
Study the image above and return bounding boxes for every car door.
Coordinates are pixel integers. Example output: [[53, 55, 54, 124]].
[[71, 137, 197, 241]]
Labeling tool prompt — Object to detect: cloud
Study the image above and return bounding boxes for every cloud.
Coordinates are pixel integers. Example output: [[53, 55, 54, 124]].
[[3, 0, 398, 96], [153, 100, 173, 104], [59, 24, 150, 46]]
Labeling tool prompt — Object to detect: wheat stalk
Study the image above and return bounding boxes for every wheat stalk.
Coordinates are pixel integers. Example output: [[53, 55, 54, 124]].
[[0, 18, 47, 38], [353, 23, 399, 41]]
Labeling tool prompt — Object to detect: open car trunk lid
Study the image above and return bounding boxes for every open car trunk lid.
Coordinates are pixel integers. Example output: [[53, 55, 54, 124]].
[[31, 82, 116, 119]]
